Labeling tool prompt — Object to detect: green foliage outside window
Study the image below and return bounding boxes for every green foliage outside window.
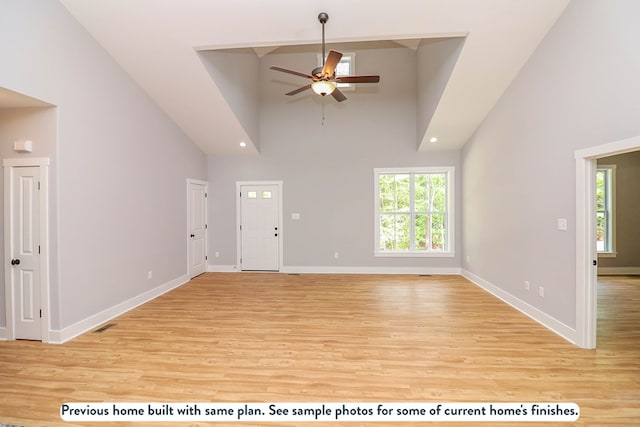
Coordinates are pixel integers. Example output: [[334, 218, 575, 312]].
[[378, 172, 448, 252]]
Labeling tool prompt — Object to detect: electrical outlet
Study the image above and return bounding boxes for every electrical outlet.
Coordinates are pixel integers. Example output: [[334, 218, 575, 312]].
[[215, 251, 220, 258], [538, 286, 544, 297], [334, 252, 339, 259], [525, 281, 530, 291], [466, 255, 470, 263], [148, 271, 153, 280]]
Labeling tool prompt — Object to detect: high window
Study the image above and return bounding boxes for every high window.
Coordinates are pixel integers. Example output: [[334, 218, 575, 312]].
[[596, 165, 616, 254], [374, 167, 454, 256]]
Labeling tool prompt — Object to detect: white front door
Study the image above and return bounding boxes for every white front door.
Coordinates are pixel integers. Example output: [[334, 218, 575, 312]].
[[187, 180, 207, 278], [10, 166, 42, 340], [240, 184, 280, 271]]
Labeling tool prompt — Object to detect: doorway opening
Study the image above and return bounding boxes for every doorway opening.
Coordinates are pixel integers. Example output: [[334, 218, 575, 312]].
[[575, 135, 640, 349]]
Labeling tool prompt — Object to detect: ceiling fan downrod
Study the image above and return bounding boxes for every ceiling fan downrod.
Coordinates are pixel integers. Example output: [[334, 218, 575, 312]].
[[318, 12, 329, 67]]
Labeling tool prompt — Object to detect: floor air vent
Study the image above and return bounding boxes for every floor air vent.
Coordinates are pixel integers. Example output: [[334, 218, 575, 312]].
[[93, 323, 117, 333]]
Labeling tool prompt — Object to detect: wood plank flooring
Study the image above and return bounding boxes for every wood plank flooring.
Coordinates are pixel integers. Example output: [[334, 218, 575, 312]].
[[1, 273, 638, 426]]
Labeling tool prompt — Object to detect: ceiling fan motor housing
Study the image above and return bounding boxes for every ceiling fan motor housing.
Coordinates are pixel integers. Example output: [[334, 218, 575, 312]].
[[312, 66, 324, 78]]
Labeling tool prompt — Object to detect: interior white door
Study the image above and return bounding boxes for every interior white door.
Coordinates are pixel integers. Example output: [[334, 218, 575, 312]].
[[240, 184, 280, 271], [10, 166, 41, 340], [188, 181, 207, 278]]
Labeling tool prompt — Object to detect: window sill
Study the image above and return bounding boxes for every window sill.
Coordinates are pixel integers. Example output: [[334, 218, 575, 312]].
[[375, 251, 456, 258], [597, 252, 617, 258]]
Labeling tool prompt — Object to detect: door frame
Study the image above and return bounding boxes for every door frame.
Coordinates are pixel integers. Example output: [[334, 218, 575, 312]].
[[236, 181, 283, 271], [575, 135, 640, 349], [3, 157, 50, 342], [187, 179, 208, 278]]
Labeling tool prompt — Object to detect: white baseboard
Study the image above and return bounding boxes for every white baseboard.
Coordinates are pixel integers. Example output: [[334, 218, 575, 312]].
[[462, 269, 578, 346], [0, 326, 6, 340], [598, 267, 640, 275], [206, 265, 461, 275], [207, 264, 238, 273], [281, 266, 462, 275], [49, 274, 189, 344]]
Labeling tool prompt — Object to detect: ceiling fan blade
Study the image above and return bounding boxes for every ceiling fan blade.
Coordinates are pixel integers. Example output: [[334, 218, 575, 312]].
[[285, 85, 312, 96], [270, 66, 314, 80], [322, 49, 343, 77], [331, 87, 347, 102], [335, 75, 380, 84]]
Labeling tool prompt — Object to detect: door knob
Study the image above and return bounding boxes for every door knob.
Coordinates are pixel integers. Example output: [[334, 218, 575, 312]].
[[11, 259, 20, 266], [190, 234, 195, 238], [274, 233, 278, 237]]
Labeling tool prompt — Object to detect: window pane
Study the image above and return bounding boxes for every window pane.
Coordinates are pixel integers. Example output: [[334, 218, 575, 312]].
[[596, 170, 605, 211], [380, 214, 394, 250], [414, 214, 428, 250], [430, 213, 447, 251], [247, 191, 257, 199], [596, 211, 606, 251], [336, 60, 350, 77], [395, 174, 410, 212], [380, 213, 410, 251], [414, 174, 427, 212], [430, 174, 447, 212], [379, 174, 396, 212], [379, 174, 410, 212], [262, 191, 272, 199]]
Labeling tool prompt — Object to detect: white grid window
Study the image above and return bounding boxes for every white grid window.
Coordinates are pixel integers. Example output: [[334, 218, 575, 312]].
[[374, 167, 455, 257]]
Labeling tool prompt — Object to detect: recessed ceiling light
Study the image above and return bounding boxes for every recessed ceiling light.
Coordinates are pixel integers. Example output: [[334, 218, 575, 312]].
[[430, 137, 438, 143], [239, 141, 247, 147]]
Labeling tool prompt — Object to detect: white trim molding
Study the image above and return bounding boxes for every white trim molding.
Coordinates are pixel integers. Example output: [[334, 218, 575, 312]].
[[208, 264, 238, 273], [462, 270, 577, 345], [598, 267, 640, 276], [282, 266, 462, 275], [204, 266, 462, 275], [49, 274, 189, 344]]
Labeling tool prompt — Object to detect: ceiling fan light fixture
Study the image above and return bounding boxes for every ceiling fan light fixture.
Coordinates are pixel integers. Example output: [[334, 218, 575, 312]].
[[311, 80, 336, 96]]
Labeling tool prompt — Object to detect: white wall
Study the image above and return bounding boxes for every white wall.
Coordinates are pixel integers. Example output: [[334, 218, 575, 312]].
[[417, 38, 466, 146], [462, 0, 640, 328], [0, 0, 207, 332], [208, 46, 462, 272], [199, 50, 260, 149]]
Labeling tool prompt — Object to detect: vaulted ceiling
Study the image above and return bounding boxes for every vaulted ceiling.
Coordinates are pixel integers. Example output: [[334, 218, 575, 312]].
[[59, 0, 569, 155]]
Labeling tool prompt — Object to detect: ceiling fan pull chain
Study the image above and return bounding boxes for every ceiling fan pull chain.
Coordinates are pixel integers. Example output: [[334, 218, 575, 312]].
[[322, 100, 326, 126]]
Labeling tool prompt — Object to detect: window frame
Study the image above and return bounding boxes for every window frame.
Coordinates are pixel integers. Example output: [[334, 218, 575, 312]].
[[374, 166, 455, 257], [596, 165, 616, 257]]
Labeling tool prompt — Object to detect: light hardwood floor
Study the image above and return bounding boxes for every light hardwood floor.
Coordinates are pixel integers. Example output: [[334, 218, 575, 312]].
[[1, 273, 638, 426]]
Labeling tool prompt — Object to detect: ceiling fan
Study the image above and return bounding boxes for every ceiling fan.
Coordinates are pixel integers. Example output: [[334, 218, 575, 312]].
[[270, 12, 380, 102]]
